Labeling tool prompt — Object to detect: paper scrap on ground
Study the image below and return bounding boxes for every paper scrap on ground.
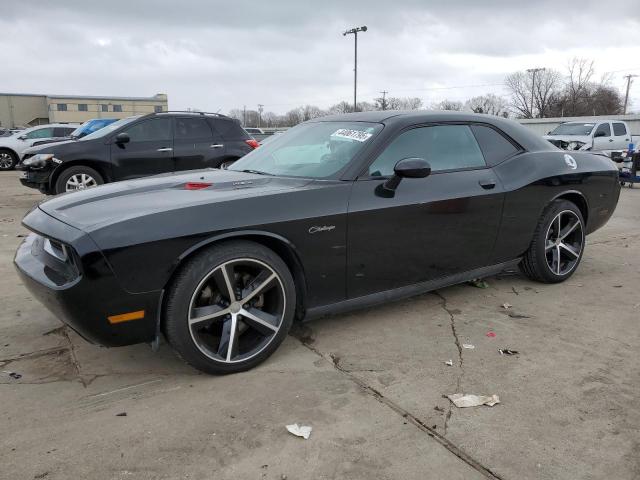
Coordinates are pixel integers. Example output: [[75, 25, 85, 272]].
[[462, 344, 475, 349], [502, 303, 512, 309], [447, 393, 500, 408], [445, 359, 453, 366], [286, 423, 312, 439]]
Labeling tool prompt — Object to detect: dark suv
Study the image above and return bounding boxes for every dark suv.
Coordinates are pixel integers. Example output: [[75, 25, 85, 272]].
[[19, 112, 257, 194]]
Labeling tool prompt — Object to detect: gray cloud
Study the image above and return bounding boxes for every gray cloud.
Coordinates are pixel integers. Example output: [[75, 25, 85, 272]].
[[1, 1, 639, 113]]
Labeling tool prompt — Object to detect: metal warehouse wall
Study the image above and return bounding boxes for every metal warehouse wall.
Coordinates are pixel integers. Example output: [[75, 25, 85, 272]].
[[519, 114, 640, 137]]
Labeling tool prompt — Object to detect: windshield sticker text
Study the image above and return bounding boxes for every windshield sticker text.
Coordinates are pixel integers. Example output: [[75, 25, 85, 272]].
[[331, 129, 373, 142]]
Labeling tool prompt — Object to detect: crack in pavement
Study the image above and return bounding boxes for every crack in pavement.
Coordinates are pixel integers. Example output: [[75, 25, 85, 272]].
[[291, 329, 503, 480], [433, 291, 465, 435], [61, 325, 87, 387]]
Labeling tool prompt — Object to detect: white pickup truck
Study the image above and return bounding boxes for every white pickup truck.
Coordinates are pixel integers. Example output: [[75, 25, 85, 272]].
[[543, 120, 635, 158]]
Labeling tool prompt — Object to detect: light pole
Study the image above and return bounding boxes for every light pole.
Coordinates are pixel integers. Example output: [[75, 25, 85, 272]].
[[343, 25, 367, 112], [526, 67, 545, 118]]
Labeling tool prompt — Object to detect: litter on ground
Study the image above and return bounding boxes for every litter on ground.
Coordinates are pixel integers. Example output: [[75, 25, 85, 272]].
[[2, 371, 22, 380], [499, 348, 519, 355], [502, 303, 513, 309], [486, 332, 496, 338], [447, 393, 500, 408], [467, 279, 489, 289], [445, 359, 453, 366], [462, 344, 475, 349], [286, 423, 312, 440]]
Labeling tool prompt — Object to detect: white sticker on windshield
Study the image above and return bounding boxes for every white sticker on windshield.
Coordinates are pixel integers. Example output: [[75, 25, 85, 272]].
[[331, 129, 373, 142]]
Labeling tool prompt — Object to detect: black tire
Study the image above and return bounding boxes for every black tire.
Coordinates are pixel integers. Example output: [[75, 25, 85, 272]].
[[520, 199, 585, 283], [164, 240, 296, 374], [54, 165, 104, 194], [0, 149, 17, 170]]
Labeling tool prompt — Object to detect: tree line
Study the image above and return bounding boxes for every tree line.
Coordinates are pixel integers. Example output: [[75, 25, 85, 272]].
[[229, 58, 626, 128]]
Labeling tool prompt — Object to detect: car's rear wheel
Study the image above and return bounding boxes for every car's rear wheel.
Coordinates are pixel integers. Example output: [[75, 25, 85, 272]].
[[54, 166, 104, 194], [164, 241, 296, 374], [520, 199, 585, 283], [0, 149, 17, 170]]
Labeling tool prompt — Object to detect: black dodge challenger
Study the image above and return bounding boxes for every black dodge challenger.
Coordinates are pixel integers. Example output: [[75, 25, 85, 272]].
[[14, 111, 620, 374]]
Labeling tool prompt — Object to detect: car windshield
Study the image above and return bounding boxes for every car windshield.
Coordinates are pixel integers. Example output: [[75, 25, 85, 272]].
[[79, 116, 140, 141], [71, 119, 117, 138], [550, 123, 595, 136], [228, 121, 382, 178]]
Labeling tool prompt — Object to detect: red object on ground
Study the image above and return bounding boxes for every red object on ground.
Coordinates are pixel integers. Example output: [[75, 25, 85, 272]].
[[486, 332, 496, 338]]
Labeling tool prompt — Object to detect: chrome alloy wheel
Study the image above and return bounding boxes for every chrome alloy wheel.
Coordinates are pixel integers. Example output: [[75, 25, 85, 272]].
[[65, 173, 97, 191], [545, 210, 584, 276], [188, 258, 286, 363], [0, 152, 14, 169]]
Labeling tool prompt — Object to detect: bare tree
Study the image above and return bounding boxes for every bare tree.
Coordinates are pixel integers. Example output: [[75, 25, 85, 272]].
[[431, 99, 464, 111], [505, 69, 561, 118], [565, 57, 595, 114], [465, 94, 508, 115]]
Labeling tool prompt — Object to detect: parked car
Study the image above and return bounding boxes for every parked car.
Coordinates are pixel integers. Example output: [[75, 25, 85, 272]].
[[14, 111, 620, 374], [0, 124, 78, 170], [543, 120, 632, 157], [19, 112, 257, 194], [244, 127, 270, 142], [29, 118, 118, 148]]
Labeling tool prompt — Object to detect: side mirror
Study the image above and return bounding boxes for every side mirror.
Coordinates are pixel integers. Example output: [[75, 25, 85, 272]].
[[18, 135, 26, 140], [379, 157, 431, 195], [115, 132, 130, 144], [594, 130, 606, 138]]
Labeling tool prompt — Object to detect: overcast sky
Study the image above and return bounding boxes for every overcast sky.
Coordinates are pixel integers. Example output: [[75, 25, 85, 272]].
[[2, 1, 640, 115]]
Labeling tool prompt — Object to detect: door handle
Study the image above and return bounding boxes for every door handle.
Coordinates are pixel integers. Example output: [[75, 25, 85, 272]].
[[210, 144, 224, 149], [479, 179, 496, 190], [157, 147, 173, 152]]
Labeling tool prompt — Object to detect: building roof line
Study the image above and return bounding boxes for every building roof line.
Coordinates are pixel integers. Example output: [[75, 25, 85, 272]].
[[0, 92, 167, 101]]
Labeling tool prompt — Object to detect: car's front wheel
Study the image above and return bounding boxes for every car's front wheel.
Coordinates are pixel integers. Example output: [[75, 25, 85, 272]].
[[54, 166, 104, 194], [520, 199, 585, 283], [0, 149, 17, 170], [164, 241, 296, 374]]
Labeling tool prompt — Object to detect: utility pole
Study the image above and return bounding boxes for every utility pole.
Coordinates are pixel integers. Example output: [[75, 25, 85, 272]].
[[343, 26, 368, 112], [623, 74, 637, 114], [526, 67, 545, 118], [257, 104, 264, 128], [243, 105, 246, 127], [380, 90, 388, 110]]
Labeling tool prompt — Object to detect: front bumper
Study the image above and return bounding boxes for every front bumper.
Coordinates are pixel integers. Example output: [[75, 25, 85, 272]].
[[18, 168, 52, 192], [14, 210, 161, 347]]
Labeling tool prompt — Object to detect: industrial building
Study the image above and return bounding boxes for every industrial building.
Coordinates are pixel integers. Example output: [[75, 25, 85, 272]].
[[0, 93, 168, 128]]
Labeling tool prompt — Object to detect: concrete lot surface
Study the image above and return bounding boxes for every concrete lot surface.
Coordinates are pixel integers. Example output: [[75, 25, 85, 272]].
[[1, 170, 639, 480]]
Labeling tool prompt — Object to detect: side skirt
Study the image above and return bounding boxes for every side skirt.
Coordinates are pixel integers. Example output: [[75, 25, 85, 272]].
[[304, 259, 521, 321]]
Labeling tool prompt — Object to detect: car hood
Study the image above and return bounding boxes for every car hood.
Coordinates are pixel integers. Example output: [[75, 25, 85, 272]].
[[38, 169, 314, 232], [22, 138, 87, 156], [543, 134, 592, 144]]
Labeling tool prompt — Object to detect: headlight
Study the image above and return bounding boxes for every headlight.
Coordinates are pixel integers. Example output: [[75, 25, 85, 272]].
[[22, 153, 55, 168], [566, 141, 586, 151]]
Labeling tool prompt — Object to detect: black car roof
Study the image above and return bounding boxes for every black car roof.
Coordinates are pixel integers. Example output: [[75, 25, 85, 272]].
[[311, 110, 556, 152]]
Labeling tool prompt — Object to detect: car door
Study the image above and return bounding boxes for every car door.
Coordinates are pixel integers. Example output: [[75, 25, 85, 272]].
[[172, 116, 225, 171], [347, 123, 506, 299], [110, 117, 173, 181], [612, 122, 631, 150], [593, 122, 613, 151]]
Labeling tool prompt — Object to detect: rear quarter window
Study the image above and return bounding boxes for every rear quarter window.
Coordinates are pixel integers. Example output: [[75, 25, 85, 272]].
[[613, 123, 627, 136], [209, 118, 250, 141], [470, 125, 522, 166]]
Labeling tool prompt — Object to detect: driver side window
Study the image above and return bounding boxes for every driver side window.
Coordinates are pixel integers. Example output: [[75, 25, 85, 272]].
[[25, 128, 54, 139], [595, 123, 611, 137], [368, 125, 486, 177]]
